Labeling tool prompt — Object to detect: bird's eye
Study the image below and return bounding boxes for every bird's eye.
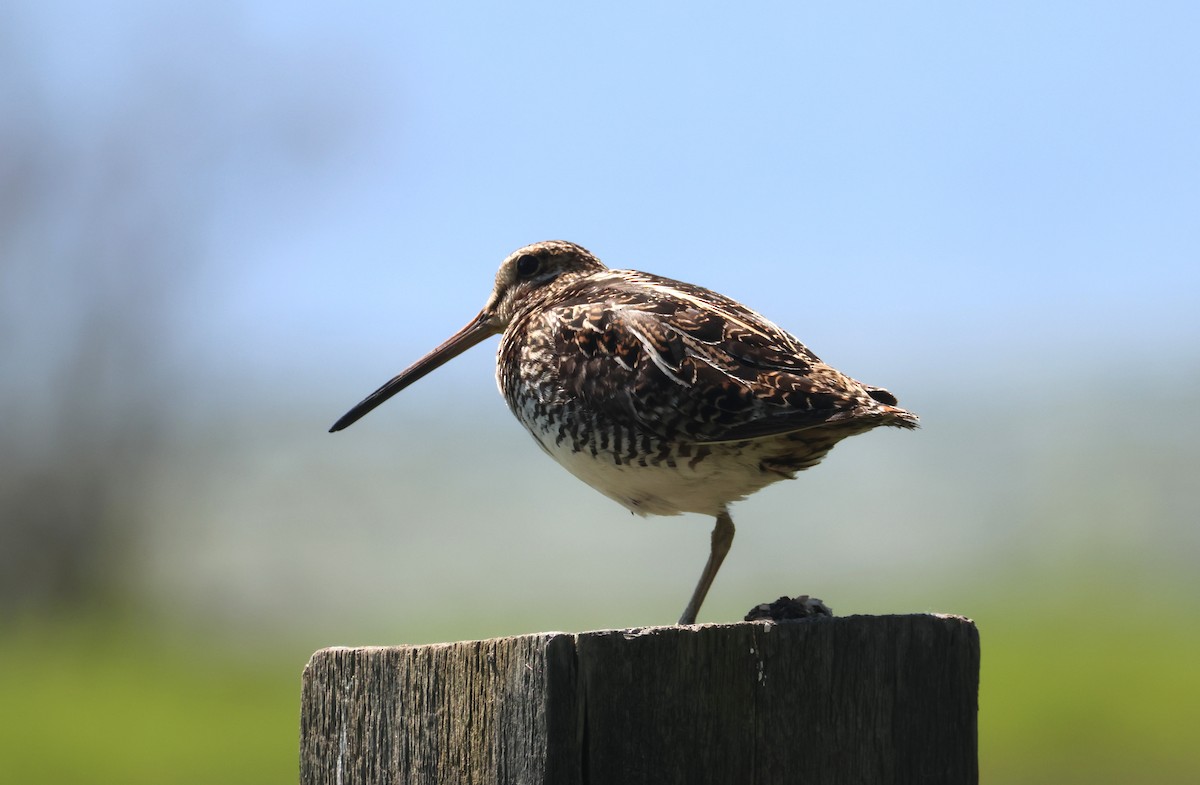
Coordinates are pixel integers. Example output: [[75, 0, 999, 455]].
[[515, 253, 540, 278]]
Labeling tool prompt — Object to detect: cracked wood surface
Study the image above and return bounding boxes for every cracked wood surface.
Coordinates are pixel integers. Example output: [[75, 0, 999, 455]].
[[299, 615, 979, 785]]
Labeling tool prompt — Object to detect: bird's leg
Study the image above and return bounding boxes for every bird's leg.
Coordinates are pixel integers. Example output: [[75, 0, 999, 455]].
[[678, 510, 735, 625]]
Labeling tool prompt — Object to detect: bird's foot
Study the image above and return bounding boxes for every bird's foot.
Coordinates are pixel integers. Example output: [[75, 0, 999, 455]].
[[744, 595, 833, 622]]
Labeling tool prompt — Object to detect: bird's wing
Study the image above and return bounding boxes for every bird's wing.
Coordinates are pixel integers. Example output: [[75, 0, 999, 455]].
[[541, 273, 889, 444]]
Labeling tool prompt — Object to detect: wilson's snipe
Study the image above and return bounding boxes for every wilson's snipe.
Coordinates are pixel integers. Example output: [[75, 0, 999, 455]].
[[331, 240, 918, 624]]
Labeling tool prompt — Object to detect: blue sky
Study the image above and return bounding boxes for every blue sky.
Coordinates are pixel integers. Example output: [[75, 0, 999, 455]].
[[8, 0, 1200, 642], [11, 2, 1200, 407]]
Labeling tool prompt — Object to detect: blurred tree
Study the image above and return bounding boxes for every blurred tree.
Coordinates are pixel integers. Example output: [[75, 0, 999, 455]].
[[0, 11, 366, 611]]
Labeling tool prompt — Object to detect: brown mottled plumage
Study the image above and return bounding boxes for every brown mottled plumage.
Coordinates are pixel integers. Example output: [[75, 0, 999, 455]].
[[331, 240, 918, 624]]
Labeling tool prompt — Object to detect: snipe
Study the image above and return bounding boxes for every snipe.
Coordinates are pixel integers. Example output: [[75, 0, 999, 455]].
[[331, 240, 918, 624]]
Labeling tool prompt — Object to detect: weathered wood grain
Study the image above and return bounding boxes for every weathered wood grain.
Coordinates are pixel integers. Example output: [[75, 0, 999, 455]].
[[300, 614, 978, 785]]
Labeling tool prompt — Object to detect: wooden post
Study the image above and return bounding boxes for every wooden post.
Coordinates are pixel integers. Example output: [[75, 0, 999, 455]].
[[299, 614, 979, 785]]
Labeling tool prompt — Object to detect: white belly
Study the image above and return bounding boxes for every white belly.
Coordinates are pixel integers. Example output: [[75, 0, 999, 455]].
[[522, 423, 786, 518]]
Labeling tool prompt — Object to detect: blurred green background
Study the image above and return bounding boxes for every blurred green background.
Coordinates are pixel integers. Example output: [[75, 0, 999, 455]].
[[3, 3, 1198, 783]]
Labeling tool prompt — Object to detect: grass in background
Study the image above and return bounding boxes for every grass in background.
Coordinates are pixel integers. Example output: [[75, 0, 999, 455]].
[[978, 593, 1200, 784], [2, 586, 1198, 785], [0, 612, 301, 785]]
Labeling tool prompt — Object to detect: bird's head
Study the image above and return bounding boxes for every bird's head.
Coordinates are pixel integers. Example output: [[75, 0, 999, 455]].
[[482, 240, 606, 327], [329, 240, 605, 432]]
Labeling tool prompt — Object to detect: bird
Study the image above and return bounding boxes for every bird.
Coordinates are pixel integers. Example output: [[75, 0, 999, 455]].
[[330, 240, 918, 625]]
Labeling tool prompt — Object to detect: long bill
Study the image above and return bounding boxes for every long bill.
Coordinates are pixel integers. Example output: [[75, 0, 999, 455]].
[[329, 310, 498, 432]]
